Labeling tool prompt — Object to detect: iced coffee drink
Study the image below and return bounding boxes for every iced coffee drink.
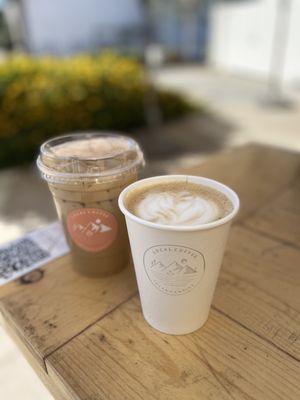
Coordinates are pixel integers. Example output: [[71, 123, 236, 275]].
[[37, 132, 144, 277]]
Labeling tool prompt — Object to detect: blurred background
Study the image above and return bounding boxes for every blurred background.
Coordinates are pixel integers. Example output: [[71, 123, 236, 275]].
[[0, 0, 299, 398]]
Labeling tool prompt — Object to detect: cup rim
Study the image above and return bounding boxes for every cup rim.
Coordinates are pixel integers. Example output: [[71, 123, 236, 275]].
[[118, 175, 240, 231], [37, 131, 144, 183], [39, 131, 138, 162]]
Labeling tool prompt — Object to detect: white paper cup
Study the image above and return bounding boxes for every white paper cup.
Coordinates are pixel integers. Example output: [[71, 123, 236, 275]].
[[119, 175, 239, 335]]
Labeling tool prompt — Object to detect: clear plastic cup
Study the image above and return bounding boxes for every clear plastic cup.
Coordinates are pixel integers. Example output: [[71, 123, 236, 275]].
[[37, 132, 144, 277]]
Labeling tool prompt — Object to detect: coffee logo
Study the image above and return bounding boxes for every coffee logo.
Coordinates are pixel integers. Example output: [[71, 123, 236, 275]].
[[67, 208, 118, 252], [144, 245, 205, 295]]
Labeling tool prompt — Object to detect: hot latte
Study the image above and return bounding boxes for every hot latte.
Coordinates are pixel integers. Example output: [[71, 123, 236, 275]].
[[125, 180, 233, 226]]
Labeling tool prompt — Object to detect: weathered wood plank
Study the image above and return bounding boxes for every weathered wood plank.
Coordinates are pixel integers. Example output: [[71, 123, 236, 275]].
[[47, 297, 300, 400], [0, 256, 66, 326], [1, 315, 69, 400], [0, 254, 137, 369], [243, 184, 300, 247], [0, 255, 69, 301], [1, 144, 299, 400], [176, 144, 300, 221], [215, 225, 300, 360], [0, 279, 24, 301]]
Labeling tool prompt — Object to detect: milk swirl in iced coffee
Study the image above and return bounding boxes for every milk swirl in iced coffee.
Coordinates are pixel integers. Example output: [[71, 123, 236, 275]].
[[37, 132, 144, 277]]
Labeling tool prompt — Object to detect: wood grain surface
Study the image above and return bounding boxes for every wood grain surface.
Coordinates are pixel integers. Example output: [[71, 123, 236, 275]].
[[0, 144, 299, 399], [47, 298, 300, 400], [1, 314, 71, 400], [215, 226, 300, 360], [177, 144, 300, 221], [0, 254, 137, 367], [244, 184, 300, 247]]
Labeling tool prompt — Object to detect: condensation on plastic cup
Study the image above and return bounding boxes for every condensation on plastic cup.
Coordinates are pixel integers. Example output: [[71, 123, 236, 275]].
[[119, 175, 240, 335]]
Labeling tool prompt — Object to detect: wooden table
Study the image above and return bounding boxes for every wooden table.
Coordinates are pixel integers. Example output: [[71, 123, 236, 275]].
[[1, 144, 300, 400]]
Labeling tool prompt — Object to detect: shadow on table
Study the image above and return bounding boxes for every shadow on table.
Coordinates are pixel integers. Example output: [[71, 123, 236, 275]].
[[138, 111, 236, 176]]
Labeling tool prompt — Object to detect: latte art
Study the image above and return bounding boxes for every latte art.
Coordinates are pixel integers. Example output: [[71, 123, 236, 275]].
[[125, 180, 233, 226], [137, 190, 221, 225]]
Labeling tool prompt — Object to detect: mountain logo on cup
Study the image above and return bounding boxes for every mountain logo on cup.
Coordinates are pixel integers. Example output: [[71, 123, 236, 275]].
[[143, 245, 205, 295], [67, 208, 118, 252]]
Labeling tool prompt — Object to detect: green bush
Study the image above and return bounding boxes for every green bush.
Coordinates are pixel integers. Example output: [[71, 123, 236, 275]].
[[0, 53, 194, 168]]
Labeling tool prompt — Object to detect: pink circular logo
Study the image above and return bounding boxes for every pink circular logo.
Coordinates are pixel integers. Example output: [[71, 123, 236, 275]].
[[67, 208, 118, 252]]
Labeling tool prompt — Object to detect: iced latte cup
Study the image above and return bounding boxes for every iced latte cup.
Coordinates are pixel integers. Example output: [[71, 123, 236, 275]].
[[37, 132, 144, 277]]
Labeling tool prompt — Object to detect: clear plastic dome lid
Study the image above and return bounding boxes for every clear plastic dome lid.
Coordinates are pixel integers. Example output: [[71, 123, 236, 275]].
[[37, 132, 145, 183]]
